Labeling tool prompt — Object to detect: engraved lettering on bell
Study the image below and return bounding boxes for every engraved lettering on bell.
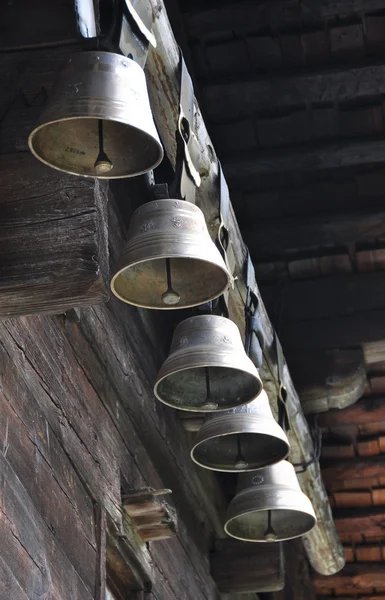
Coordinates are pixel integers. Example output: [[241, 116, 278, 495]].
[[171, 217, 183, 228], [252, 474, 264, 485], [177, 336, 188, 348], [222, 335, 232, 344], [140, 220, 155, 233]]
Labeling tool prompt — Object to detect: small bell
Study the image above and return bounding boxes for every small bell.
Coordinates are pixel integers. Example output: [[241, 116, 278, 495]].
[[224, 461, 316, 542], [111, 200, 231, 309], [154, 315, 263, 411], [191, 390, 290, 472], [28, 51, 163, 178]]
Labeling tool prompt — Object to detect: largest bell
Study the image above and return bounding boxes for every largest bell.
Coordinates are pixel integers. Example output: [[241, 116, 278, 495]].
[[154, 315, 263, 411], [191, 390, 290, 472], [111, 199, 231, 309], [28, 51, 163, 178], [224, 461, 316, 542]]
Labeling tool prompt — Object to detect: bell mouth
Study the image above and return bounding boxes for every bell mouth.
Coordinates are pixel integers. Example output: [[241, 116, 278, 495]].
[[111, 255, 230, 310], [28, 116, 164, 179], [191, 431, 290, 472], [225, 508, 316, 542], [154, 365, 262, 412]]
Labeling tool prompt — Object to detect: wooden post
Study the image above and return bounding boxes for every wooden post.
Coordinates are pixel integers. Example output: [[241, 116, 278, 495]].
[[210, 539, 284, 594], [146, 0, 344, 577], [0, 152, 109, 317]]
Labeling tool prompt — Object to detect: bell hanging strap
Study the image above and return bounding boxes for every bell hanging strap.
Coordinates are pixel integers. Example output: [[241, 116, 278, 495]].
[[274, 331, 290, 432], [77, 0, 154, 65], [171, 49, 201, 203], [244, 250, 264, 368]]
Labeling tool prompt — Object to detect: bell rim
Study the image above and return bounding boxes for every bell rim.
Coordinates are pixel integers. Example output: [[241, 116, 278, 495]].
[[154, 365, 262, 412], [190, 417, 290, 472], [28, 115, 164, 179], [110, 254, 231, 310], [224, 507, 317, 542], [224, 491, 317, 542]]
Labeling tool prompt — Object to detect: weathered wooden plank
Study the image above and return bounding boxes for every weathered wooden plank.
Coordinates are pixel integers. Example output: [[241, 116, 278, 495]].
[[0, 389, 96, 592], [147, 0, 344, 576], [0, 153, 109, 317], [319, 398, 385, 427], [244, 211, 385, 259], [222, 140, 385, 185], [0, 0, 77, 50], [185, 0, 385, 39], [211, 540, 284, 593], [261, 271, 385, 322], [278, 309, 385, 349], [0, 451, 94, 600], [203, 63, 385, 118], [268, 540, 316, 600], [313, 563, 385, 589]]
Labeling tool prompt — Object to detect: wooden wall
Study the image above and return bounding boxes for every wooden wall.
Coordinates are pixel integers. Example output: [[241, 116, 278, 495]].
[[0, 2, 225, 599]]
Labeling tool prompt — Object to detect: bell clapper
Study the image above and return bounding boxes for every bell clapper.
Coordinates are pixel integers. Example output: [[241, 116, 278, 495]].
[[161, 258, 181, 305], [234, 434, 248, 470], [94, 119, 113, 174], [264, 510, 278, 542], [201, 367, 218, 410]]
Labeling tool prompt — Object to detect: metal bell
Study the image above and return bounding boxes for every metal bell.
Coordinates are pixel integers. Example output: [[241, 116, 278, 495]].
[[28, 52, 163, 178], [224, 461, 316, 542], [154, 315, 263, 411], [111, 200, 231, 309], [191, 390, 290, 472]]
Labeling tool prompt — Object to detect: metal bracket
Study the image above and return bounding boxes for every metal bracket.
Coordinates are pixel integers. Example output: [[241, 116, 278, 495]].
[[275, 331, 290, 431], [124, 0, 156, 47], [171, 49, 201, 203], [217, 163, 235, 289], [83, 0, 152, 67], [245, 251, 264, 368]]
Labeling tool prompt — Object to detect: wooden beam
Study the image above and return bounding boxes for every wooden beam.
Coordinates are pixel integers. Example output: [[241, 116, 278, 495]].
[[203, 63, 385, 118], [222, 139, 385, 185], [147, 0, 344, 577], [319, 398, 385, 427], [211, 539, 284, 594], [0, 153, 109, 317], [185, 0, 385, 39], [278, 309, 385, 349], [0, 0, 77, 50], [261, 271, 385, 323], [313, 563, 385, 590], [244, 211, 385, 259]]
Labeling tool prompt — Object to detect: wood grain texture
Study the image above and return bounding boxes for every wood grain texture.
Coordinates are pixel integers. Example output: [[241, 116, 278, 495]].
[[203, 63, 385, 118], [185, 0, 385, 39], [222, 140, 385, 185], [244, 211, 385, 259], [261, 271, 385, 322], [0, 153, 109, 317], [211, 540, 284, 593]]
